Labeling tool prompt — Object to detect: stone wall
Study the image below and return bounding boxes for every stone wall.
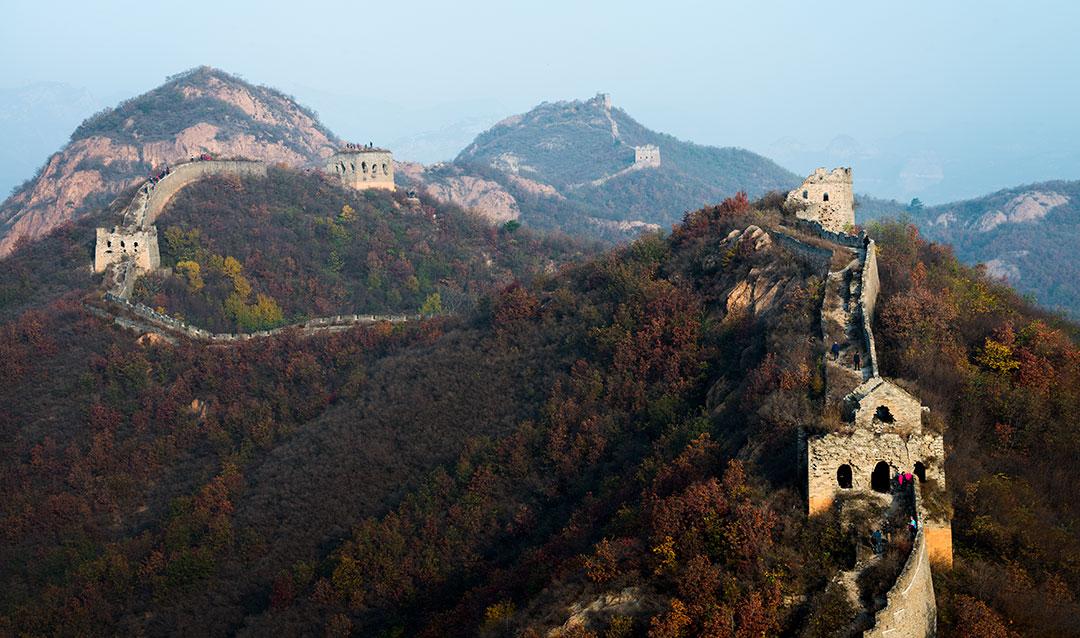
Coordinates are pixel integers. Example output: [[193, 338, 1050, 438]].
[[864, 485, 938, 638], [326, 149, 395, 191], [924, 523, 954, 568], [102, 293, 419, 342], [94, 159, 268, 279], [847, 378, 923, 434], [794, 219, 864, 249], [806, 428, 945, 515], [772, 230, 833, 276], [860, 241, 881, 377], [786, 167, 855, 233]]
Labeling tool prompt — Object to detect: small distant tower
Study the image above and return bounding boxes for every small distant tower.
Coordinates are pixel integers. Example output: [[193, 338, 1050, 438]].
[[596, 92, 612, 110], [633, 145, 660, 168], [786, 167, 854, 233], [326, 145, 395, 192]]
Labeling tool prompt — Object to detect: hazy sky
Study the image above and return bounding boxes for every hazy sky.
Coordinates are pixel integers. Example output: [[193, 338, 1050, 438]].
[[3, 0, 1079, 202]]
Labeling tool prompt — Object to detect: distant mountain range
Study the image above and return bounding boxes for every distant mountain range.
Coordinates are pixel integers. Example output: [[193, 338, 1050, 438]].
[[2, 70, 1078, 316], [0, 83, 108, 199]]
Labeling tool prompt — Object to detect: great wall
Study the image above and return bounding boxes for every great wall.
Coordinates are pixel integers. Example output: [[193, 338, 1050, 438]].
[[89, 148, 409, 343], [84, 156, 950, 634], [773, 168, 949, 637]]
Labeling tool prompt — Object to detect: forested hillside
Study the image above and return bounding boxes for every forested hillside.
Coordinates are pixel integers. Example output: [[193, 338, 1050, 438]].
[[870, 219, 1080, 636], [125, 167, 590, 332], [2, 190, 1079, 636]]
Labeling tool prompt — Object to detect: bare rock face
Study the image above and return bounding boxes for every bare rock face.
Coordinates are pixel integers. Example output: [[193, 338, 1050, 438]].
[[398, 162, 521, 224], [718, 227, 789, 318], [506, 173, 564, 200], [973, 190, 1068, 232], [0, 67, 338, 257]]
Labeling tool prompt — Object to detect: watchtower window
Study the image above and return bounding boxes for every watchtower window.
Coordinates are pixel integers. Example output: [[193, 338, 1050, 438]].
[[339, 162, 346, 173], [120, 240, 125, 248], [837, 464, 853, 489], [382, 163, 388, 175], [133, 242, 138, 248], [107, 240, 112, 248], [874, 405, 895, 423], [350, 163, 355, 171], [913, 461, 926, 482], [803, 190, 809, 199], [823, 192, 830, 202], [871, 461, 891, 493]]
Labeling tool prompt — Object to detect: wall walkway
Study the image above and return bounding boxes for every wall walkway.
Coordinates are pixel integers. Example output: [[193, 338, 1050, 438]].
[[99, 293, 421, 343]]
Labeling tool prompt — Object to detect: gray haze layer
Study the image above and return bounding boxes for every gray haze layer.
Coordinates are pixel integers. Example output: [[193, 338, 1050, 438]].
[[3, 0, 1078, 204]]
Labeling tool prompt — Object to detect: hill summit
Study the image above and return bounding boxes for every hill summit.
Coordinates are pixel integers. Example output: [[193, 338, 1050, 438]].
[[402, 93, 800, 239], [0, 67, 339, 256]]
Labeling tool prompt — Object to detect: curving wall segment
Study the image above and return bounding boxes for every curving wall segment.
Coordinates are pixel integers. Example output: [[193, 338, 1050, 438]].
[[94, 160, 268, 276], [791, 215, 946, 636], [142, 160, 268, 227]]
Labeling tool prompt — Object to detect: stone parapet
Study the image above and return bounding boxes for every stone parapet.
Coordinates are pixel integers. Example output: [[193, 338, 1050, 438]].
[[143, 160, 268, 226]]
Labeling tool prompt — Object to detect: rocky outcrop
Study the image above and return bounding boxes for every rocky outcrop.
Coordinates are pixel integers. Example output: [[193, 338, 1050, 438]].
[[0, 67, 338, 257], [972, 190, 1068, 231]]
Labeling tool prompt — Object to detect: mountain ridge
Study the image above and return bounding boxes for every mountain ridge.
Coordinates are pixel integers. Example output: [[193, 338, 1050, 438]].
[[403, 94, 801, 239]]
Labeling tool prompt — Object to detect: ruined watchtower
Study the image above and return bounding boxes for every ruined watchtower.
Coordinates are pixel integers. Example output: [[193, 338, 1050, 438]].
[[787, 167, 854, 233], [94, 226, 160, 273], [326, 146, 395, 192]]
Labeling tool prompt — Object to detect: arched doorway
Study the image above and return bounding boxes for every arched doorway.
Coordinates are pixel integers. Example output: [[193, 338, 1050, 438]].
[[871, 461, 891, 493], [913, 461, 926, 482], [837, 464, 853, 489]]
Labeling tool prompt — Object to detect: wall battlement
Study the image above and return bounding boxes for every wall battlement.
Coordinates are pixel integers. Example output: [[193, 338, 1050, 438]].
[[94, 159, 269, 278], [94, 227, 160, 274]]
